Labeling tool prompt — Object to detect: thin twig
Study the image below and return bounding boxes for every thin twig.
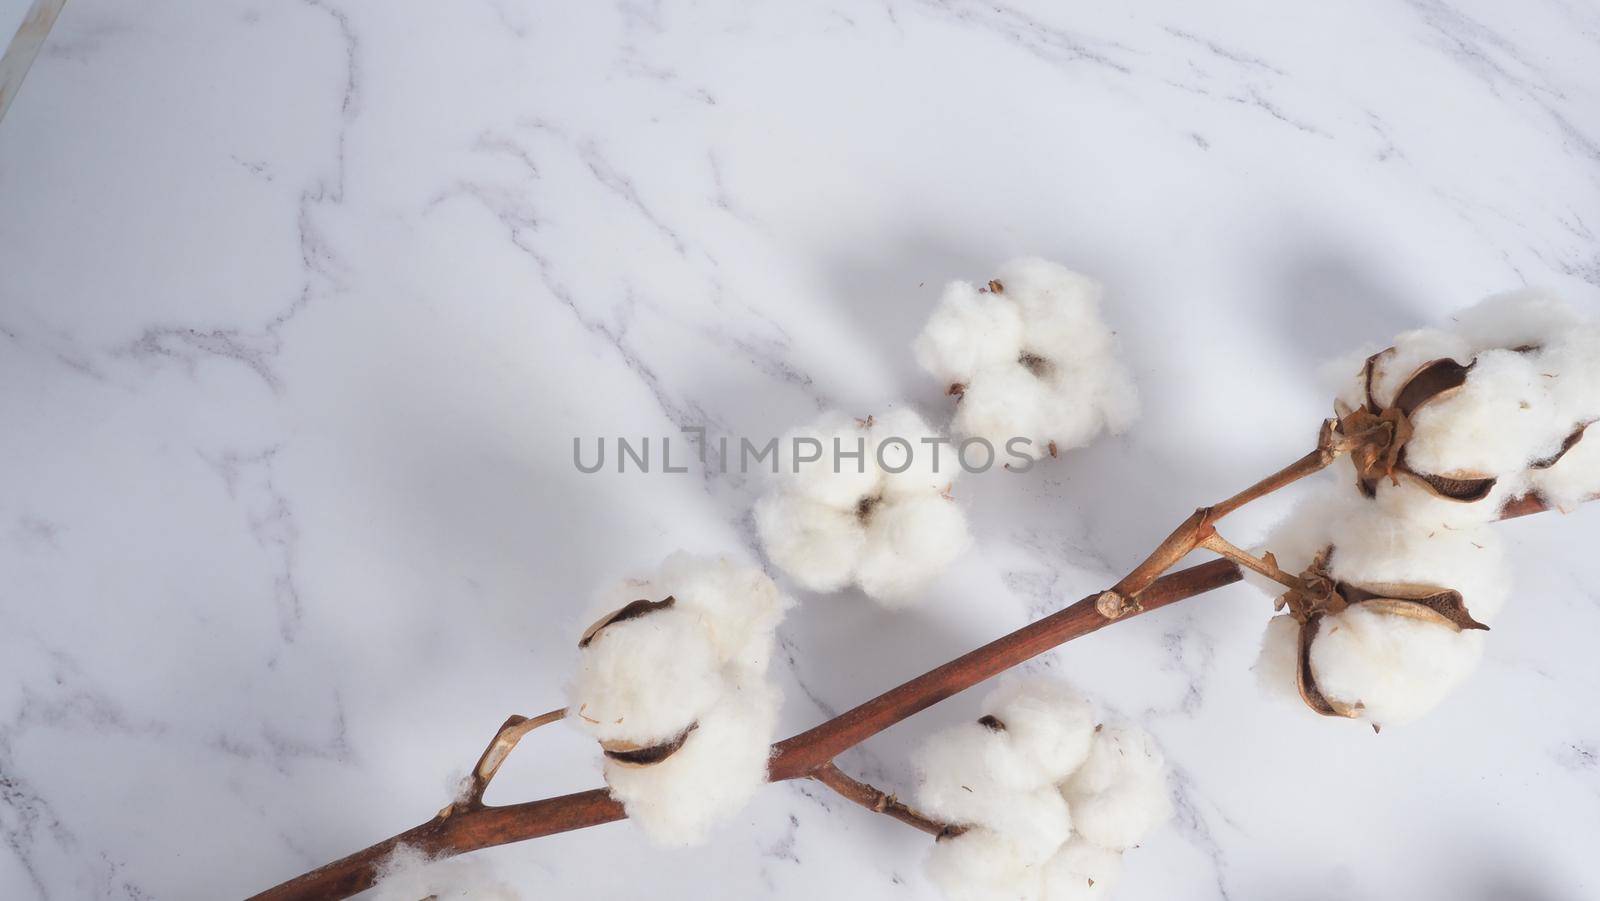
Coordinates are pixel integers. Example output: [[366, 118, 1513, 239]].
[[811, 763, 962, 838], [457, 708, 567, 811]]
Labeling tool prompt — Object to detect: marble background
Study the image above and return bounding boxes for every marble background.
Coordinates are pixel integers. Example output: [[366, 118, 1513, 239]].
[[3, 1, 1599, 898]]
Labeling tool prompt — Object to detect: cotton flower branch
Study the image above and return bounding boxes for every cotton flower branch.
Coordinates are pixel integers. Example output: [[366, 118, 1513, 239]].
[[253, 289, 1595, 901]]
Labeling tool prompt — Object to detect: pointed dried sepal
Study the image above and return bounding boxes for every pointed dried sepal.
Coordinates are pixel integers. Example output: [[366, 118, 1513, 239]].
[[600, 722, 699, 768], [1295, 616, 1360, 719], [1404, 469, 1498, 502], [578, 596, 677, 648], [1340, 582, 1489, 632], [1530, 420, 1592, 470]]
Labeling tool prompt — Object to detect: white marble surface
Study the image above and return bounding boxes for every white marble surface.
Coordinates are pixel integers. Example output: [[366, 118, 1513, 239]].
[[3, 2, 1600, 899]]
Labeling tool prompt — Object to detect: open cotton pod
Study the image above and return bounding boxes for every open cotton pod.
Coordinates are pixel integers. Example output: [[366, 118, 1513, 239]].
[[915, 678, 1170, 901], [1247, 480, 1509, 726], [914, 258, 1139, 462], [754, 408, 970, 605], [567, 553, 791, 844], [1328, 290, 1600, 529]]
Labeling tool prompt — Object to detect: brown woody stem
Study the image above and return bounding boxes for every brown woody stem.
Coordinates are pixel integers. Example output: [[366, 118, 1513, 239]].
[[1198, 531, 1304, 592], [249, 478, 1570, 901], [811, 763, 961, 838], [1100, 423, 1347, 616]]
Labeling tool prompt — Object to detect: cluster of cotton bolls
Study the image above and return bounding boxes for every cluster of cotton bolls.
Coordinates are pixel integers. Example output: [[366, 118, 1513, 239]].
[[914, 258, 1140, 461], [754, 408, 971, 605], [913, 678, 1171, 901], [566, 552, 792, 845], [1250, 290, 1600, 726]]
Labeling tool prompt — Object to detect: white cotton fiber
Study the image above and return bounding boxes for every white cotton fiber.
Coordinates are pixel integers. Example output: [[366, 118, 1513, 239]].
[[567, 608, 723, 746], [917, 680, 1169, 901], [855, 493, 973, 606], [925, 829, 1045, 901], [654, 552, 793, 672], [1041, 838, 1123, 901], [980, 679, 1097, 783], [370, 845, 518, 901], [914, 258, 1139, 461], [753, 492, 864, 593], [568, 554, 790, 844], [1058, 726, 1172, 852], [755, 409, 971, 604], [600, 673, 779, 846], [1531, 422, 1600, 510], [1307, 605, 1485, 726], [1403, 348, 1564, 481], [913, 720, 1073, 858], [1251, 614, 1303, 708]]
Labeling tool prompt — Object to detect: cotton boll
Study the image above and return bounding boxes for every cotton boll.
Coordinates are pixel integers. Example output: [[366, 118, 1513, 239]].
[[914, 721, 1073, 857], [1059, 726, 1172, 852], [925, 829, 1045, 901], [854, 494, 972, 605], [1404, 348, 1568, 480], [980, 679, 1097, 782], [568, 608, 723, 746], [916, 259, 1139, 460], [1308, 605, 1485, 726], [370, 845, 519, 901], [1040, 838, 1123, 901], [601, 674, 780, 846], [1531, 423, 1600, 510], [753, 492, 864, 592], [914, 281, 1027, 384], [655, 553, 792, 671], [1252, 614, 1303, 708]]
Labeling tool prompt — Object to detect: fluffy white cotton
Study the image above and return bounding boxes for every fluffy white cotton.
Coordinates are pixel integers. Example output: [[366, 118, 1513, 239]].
[[914, 258, 1139, 461], [1531, 422, 1600, 510], [370, 845, 518, 901], [1247, 478, 1509, 725], [600, 674, 780, 847], [980, 679, 1097, 782], [1041, 838, 1123, 901], [926, 829, 1045, 901], [1332, 290, 1600, 525], [653, 551, 792, 671], [1307, 606, 1486, 725], [855, 493, 974, 603], [568, 608, 723, 745], [917, 679, 1169, 901], [1058, 726, 1173, 852], [567, 554, 790, 844], [755, 409, 971, 605], [913, 719, 1074, 858]]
